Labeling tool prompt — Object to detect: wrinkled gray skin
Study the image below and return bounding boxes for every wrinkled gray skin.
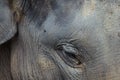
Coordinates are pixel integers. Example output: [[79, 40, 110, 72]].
[[0, 0, 120, 80]]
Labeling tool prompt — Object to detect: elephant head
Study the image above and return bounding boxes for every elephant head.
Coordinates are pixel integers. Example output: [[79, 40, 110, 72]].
[[0, 0, 120, 80]]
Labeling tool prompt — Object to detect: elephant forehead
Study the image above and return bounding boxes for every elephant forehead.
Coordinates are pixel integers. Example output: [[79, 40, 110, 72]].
[[40, 2, 120, 45]]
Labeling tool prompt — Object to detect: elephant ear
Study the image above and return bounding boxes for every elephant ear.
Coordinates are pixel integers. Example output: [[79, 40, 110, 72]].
[[0, 0, 16, 45]]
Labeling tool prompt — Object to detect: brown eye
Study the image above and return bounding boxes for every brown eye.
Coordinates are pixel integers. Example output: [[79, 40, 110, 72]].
[[55, 41, 85, 68]]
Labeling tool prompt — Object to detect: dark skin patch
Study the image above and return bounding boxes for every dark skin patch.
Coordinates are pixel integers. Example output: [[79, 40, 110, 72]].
[[118, 32, 120, 38], [44, 29, 47, 32]]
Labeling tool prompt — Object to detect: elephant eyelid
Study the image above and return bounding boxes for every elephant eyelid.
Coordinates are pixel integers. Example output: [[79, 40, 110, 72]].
[[62, 44, 78, 55], [55, 41, 85, 68]]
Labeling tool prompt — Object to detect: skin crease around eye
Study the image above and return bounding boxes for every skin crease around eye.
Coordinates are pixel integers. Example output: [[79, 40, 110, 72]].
[[62, 44, 78, 55], [55, 40, 86, 68]]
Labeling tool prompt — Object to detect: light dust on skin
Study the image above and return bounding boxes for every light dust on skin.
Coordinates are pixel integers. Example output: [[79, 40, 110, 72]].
[[37, 54, 56, 71], [80, 0, 120, 79], [81, 0, 120, 79], [39, 0, 120, 79]]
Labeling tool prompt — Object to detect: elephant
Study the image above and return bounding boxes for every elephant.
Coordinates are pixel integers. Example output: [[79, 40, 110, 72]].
[[0, 0, 120, 80]]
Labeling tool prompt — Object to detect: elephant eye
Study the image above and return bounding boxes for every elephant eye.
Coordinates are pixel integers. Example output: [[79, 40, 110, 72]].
[[55, 41, 85, 68]]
